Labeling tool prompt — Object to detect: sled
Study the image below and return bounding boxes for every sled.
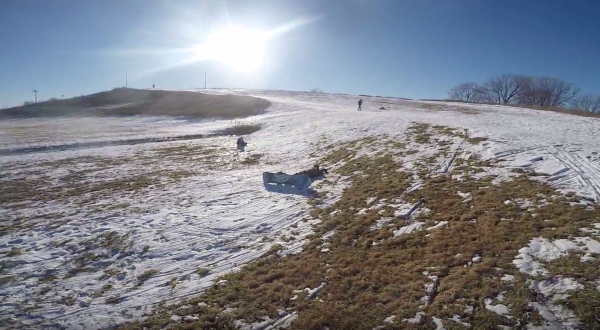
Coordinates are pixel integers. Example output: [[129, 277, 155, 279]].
[[263, 172, 312, 190]]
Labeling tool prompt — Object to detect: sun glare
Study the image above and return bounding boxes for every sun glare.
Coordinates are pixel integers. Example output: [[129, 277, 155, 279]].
[[206, 27, 267, 72]]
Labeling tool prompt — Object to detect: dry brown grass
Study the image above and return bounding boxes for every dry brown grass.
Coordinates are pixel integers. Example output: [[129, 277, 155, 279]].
[[136, 269, 159, 287], [217, 119, 263, 135], [413, 102, 481, 115], [240, 153, 262, 165], [115, 124, 600, 330], [425, 99, 600, 119]]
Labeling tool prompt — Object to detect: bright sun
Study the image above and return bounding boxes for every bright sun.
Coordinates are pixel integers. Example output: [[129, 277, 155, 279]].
[[207, 27, 267, 72]]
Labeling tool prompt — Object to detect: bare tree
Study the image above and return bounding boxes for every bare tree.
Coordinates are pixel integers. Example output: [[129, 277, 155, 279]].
[[484, 74, 528, 104], [472, 85, 496, 103], [448, 83, 479, 102], [572, 94, 600, 113], [32, 89, 38, 104], [518, 77, 579, 107], [309, 88, 324, 93]]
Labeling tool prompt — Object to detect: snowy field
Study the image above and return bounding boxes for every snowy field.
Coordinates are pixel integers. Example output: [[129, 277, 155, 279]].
[[2, 89, 600, 329]]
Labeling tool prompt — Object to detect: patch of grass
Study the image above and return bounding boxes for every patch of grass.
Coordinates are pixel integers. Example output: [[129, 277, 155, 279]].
[[414, 102, 481, 115], [84, 231, 132, 254], [136, 269, 159, 287], [60, 295, 76, 306], [407, 122, 433, 144], [467, 136, 488, 145], [3, 248, 22, 257], [106, 295, 121, 305], [264, 244, 282, 256], [38, 270, 58, 284], [219, 119, 262, 135], [50, 239, 72, 248], [100, 268, 125, 281], [545, 253, 600, 281], [0, 276, 15, 285], [240, 153, 262, 166], [38, 286, 52, 297], [166, 277, 177, 290], [558, 287, 600, 329], [64, 266, 95, 279], [93, 284, 113, 298], [197, 268, 211, 277]]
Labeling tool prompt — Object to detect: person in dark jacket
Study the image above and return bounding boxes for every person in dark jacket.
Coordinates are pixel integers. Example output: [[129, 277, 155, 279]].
[[358, 99, 363, 111], [236, 137, 247, 151], [294, 164, 329, 179]]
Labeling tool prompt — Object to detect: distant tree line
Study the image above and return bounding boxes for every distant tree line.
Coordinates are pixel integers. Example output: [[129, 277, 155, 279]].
[[448, 74, 600, 113]]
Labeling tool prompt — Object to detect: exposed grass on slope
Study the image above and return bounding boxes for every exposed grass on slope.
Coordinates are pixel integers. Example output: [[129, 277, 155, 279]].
[[413, 102, 481, 115], [113, 124, 600, 329]]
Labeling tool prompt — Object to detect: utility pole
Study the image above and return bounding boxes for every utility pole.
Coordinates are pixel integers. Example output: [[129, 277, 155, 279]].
[[32, 90, 38, 104], [204, 72, 207, 89]]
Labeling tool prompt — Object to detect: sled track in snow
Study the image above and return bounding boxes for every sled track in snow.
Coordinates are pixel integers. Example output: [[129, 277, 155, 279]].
[[546, 147, 600, 202], [490, 142, 600, 202], [27, 178, 307, 327]]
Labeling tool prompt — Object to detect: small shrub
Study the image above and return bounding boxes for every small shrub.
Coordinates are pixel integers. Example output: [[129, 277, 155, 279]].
[[136, 269, 159, 287], [197, 268, 210, 277], [219, 119, 262, 135], [106, 295, 121, 304]]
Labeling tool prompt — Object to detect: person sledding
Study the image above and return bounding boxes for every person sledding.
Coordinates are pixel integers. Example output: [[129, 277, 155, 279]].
[[294, 164, 329, 179], [236, 137, 247, 151], [263, 164, 329, 190]]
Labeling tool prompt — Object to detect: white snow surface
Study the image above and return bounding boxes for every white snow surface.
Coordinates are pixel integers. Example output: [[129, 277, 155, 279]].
[[432, 316, 446, 330], [2, 89, 600, 328], [514, 236, 600, 275], [394, 222, 425, 236], [402, 311, 426, 324], [484, 299, 511, 317]]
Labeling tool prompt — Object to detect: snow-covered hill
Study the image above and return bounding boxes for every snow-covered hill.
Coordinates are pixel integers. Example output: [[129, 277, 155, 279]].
[[1, 89, 600, 329]]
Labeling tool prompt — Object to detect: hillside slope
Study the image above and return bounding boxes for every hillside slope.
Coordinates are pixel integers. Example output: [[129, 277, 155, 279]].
[[0, 88, 270, 119], [1, 89, 600, 329]]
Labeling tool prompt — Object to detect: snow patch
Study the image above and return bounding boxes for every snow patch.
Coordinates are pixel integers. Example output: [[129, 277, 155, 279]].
[[304, 282, 326, 299], [500, 274, 515, 282], [484, 299, 511, 318], [450, 314, 471, 327], [393, 222, 424, 236], [383, 315, 395, 324], [427, 221, 448, 231], [402, 312, 425, 324], [432, 317, 446, 330]]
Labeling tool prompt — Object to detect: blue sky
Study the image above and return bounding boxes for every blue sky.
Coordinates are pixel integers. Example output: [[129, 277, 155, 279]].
[[1, 0, 600, 107]]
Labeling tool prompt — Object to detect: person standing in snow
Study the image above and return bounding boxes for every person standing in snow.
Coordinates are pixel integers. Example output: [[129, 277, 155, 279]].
[[358, 99, 363, 111], [236, 137, 247, 152]]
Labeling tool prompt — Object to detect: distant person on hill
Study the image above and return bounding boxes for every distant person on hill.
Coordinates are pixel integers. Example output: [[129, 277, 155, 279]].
[[358, 99, 363, 111]]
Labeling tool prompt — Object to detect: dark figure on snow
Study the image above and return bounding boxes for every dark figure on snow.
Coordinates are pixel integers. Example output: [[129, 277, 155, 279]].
[[236, 137, 247, 151], [294, 164, 329, 179], [358, 99, 363, 111], [153, 84, 155, 88]]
